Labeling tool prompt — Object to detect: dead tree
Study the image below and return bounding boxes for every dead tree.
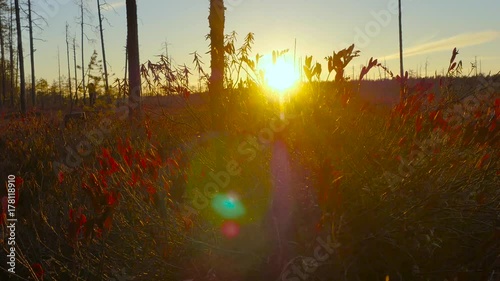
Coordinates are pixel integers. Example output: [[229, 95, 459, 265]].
[[73, 37, 78, 105], [0, 1, 6, 106], [209, 0, 226, 168], [27, 0, 35, 106], [78, 0, 89, 104], [97, 0, 109, 95], [66, 23, 73, 110], [126, 0, 141, 119], [14, 0, 25, 114], [9, 0, 13, 106], [398, 0, 405, 99]]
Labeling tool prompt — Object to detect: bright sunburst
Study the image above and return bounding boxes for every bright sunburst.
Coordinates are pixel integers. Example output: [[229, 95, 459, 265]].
[[260, 56, 299, 92]]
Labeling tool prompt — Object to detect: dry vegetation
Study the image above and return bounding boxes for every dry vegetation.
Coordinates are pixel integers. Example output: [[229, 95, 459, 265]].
[[0, 41, 499, 281]]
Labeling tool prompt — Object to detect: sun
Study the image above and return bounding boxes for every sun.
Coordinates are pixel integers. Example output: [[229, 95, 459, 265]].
[[260, 57, 299, 92]]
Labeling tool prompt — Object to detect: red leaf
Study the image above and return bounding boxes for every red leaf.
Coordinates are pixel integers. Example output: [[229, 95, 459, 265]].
[[476, 153, 490, 169], [82, 182, 90, 191], [416, 114, 423, 133], [15, 176, 23, 187], [103, 215, 113, 231], [108, 157, 120, 174], [79, 214, 87, 226], [489, 120, 496, 132], [58, 171, 64, 184], [31, 263, 44, 279], [428, 93, 435, 103], [69, 208, 75, 221], [140, 157, 148, 169], [147, 185, 157, 196], [101, 148, 111, 159], [107, 192, 119, 206], [95, 227, 103, 238]]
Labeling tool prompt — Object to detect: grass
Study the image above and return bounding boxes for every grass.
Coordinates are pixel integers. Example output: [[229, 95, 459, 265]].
[[0, 44, 499, 281]]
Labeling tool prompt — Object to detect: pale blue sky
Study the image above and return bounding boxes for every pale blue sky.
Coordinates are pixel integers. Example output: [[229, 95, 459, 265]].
[[31, 0, 500, 84]]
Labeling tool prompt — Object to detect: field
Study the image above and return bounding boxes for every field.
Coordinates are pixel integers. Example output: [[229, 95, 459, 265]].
[[0, 42, 499, 281]]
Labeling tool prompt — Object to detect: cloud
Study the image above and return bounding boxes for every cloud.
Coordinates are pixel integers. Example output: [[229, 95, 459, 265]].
[[102, 1, 125, 12], [382, 30, 500, 60]]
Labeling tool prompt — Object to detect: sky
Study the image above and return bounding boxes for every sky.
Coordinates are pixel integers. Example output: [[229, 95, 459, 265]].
[[29, 0, 500, 85]]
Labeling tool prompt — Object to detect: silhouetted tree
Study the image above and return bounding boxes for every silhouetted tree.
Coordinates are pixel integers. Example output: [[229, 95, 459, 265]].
[[14, 0, 25, 114], [27, 0, 35, 106], [9, 0, 14, 106], [73, 37, 78, 104], [66, 23, 73, 110], [97, 0, 109, 95], [398, 0, 405, 99], [0, 0, 6, 106], [209, 0, 225, 168], [126, 0, 141, 118], [79, 0, 87, 104]]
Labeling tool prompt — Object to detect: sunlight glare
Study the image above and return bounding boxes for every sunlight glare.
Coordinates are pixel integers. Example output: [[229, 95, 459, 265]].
[[261, 57, 299, 92]]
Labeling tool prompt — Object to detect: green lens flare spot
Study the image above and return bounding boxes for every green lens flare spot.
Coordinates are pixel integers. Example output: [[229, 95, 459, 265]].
[[211, 193, 246, 219]]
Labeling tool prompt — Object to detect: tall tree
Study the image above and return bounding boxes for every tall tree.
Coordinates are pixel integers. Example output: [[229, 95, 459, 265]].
[[0, 1, 6, 107], [398, 0, 405, 99], [126, 0, 141, 118], [97, 0, 109, 95], [79, 0, 86, 104], [9, 0, 13, 106], [14, 0, 25, 114], [209, 0, 226, 169], [27, 0, 35, 106], [73, 37, 78, 105], [66, 23, 73, 110], [57, 46, 62, 104]]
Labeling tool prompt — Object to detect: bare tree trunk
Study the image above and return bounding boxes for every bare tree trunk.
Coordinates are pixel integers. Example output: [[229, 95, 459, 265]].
[[398, 0, 405, 100], [97, 0, 109, 96], [209, 0, 226, 168], [80, 0, 86, 104], [73, 37, 78, 105], [58, 46, 62, 104], [28, 0, 35, 106], [66, 23, 73, 111], [9, 0, 13, 106], [0, 8, 5, 107], [14, 0, 25, 114], [126, 0, 141, 119], [123, 37, 127, 101]]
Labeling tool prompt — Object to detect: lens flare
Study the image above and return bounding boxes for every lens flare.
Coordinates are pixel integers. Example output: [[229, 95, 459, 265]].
[[211, 193, 246, 219], [221, 220, 240, 239]]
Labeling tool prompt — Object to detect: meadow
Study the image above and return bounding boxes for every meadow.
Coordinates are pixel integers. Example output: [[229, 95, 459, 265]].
[[0, 35, 499, 281]]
